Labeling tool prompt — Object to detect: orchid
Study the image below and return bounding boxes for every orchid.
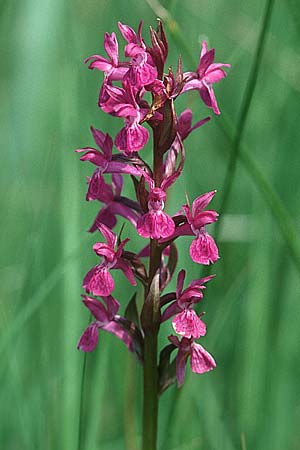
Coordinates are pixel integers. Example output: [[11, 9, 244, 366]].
[[85, 32, 128, 81], [182, 190, 219, 264], [77, 295, 133, 352], [118, 21, 158, 88], [169, 335, 216, 386], [76, 19, 230, 450], [83, 224, 136, 296], [89, 174, 141, 231], [102, 81, 149, 154], [182, 41, 231, 115], [161, 269, 214, 339], [136, 170, 176, 239], [76, 126, 142, 175]]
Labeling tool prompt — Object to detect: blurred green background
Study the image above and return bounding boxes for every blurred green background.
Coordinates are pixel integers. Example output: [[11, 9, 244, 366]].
[[1, 0, 300, 449]]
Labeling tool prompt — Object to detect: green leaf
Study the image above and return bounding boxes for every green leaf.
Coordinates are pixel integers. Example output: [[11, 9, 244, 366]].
[[122, 250, 148, 286], [160, 242, 178, 292], [141, 270, 161, 333], [115, 316, 144, 363], [125, 293, 140, 327], [158, 343, 177, 396]]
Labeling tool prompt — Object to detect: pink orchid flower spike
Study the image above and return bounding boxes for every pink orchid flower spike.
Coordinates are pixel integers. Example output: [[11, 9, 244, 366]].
[[182, 41, 230, 115], [77, 295, 133, 352], [83, 224, 136, 297], [169, 335, 216, 387]]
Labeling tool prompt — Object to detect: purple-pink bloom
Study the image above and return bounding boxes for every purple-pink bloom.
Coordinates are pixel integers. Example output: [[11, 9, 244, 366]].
[[137, 187, 175, 239], [177, 109, 211, 141], [84, 32, 128, 81], [76, 126, 141, 176], [136, 171, 176, 240], [118, 21, 157, 88], [172, 310, 206, 340], [161, 269, 214, 338], [89, 173, 141, 231], [164, 109, 210, 178], [83, 224, 136, 296], [182, 191, 219, 265], [86, 169, 106, 201], [169, 335, 216, 386], [101, 82, 149, 154], [182, 41, 230, 115], [78, 295, 133, 352]]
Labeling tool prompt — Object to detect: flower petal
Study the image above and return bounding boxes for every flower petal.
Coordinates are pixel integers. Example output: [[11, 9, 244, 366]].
[[205, 68, 228, 84], [137, 211, 175, 240], [104, 32, 119, 66], [76, 147, 107, 167], [161, 302, 181, 322], [176, 269, 186, 298], [176, 346, 189, 387], [189, 233, 219, 265], [98, 223, 117, 248], [83, 265, 115, 296], [86, 170, 105, 201], [118, 21, 138, 44], [172, 310, 206, 339], [115, 123, 149, 154], [190, 342, 216, 374], [193, 210, 219, 228], [199, 48, 215, 77], [91, 126, 113, 159], [92, 243, 115, 262], [102, 321, 133, 351], [102, 295, 120, 319], [77, 323, 99, 352], [82, 295, 109, 323], [114, 259, 137, 286], [192, 191, 216, 216], [89, 206, 117, 232]]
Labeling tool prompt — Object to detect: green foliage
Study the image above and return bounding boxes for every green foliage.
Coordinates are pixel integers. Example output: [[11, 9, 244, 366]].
[[1, 0, 300, 449]]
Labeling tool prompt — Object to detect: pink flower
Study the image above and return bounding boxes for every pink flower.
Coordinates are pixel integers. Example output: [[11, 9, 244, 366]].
[[76, 126, 141, 176], [118, 21, 157, 88], [137, 187, 175, 239], [189, 232, 219, 265], [85, 32, 128, 81], [182, 191, 219, 265], [101, 82, 149, 154], [177, 109, 211, 141], [77, 295, 133, 352], [169, 335, 216, 386], [83, 224, 136, 296], [136, 172, 175, 240], [85, 168, 106, 201], [88, 173, 141, 231], [182, 41, 230, 115], [161, 269, 214, 338], [164, 109, 210, 178]]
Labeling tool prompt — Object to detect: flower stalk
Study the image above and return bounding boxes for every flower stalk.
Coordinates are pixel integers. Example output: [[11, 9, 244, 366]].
[[75, 19, 230, 450]]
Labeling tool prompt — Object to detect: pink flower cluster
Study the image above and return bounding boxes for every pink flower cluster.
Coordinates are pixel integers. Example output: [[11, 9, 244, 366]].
[[76, 20, 230, 387]]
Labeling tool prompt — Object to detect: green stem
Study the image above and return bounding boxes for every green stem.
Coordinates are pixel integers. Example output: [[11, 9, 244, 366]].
[[77, 348, 88, 450], [142, 240, 161, 450], [142, 333, 159, 450], [141, 127, 164, 450]]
